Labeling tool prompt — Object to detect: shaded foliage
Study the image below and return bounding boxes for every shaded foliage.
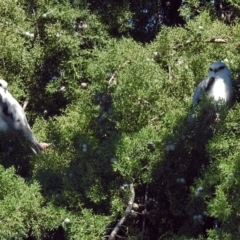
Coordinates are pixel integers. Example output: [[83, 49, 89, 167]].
[[1, 0, 240, 239], [86, 0, 184, 42]]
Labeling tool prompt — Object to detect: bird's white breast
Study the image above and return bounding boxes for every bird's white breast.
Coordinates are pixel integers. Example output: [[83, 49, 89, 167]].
[[208, 76, 232, 103]]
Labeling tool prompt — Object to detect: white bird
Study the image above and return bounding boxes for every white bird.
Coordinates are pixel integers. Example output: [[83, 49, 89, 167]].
[[188, 61, 233, 122], [0, 79, 43, 154], [192, 61, 232, 105]]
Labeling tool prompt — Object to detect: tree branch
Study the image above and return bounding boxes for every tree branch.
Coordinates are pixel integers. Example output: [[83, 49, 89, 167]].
[[108, 183, 135, 240], [137, 97, 150, 105], [22, 99, 29, 111], [168, 66, 172, 81], [172, 37, 229, 50], [38, 142, 52, 152], [141, 185, 148, 240]]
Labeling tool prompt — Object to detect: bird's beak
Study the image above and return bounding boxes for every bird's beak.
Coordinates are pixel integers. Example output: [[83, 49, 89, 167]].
[[209, 72, 216, 78]]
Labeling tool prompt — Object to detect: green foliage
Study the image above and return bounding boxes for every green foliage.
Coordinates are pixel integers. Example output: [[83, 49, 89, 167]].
[[0, 165, 66, 239], [87, 0, 184, 42], [1, 1, 240, 239]]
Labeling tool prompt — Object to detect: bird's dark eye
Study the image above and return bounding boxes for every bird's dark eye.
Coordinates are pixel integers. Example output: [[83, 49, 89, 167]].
[[218, 66, 225, 70], [209, 68, 213, 71]]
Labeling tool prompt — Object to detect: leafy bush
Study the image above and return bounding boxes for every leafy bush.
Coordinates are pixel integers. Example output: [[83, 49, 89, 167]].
[[1, 1, 240, 239]]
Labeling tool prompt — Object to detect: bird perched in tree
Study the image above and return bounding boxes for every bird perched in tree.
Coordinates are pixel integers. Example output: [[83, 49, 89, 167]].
[[0, 79, 44, 154], [188, 61, 233, 122], [192, 61, 232, 105]]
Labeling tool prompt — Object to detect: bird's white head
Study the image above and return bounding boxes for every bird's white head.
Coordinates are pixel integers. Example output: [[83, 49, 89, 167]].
[[0, 79, 8, 91], [208, 61, 230, 79]]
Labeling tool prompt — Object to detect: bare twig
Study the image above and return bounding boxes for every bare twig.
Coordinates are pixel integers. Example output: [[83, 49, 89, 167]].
[[22, 99, 29, 111], [38, 142, 52, 152], [2, 58, 5, 69], [108, 183, 135, 240], [159, 221, 173, 239], [172, 37, 229, 50], [137, 97, 150, 105], [172, 40, 195, 50], [168, 66, 172, 81], [206, 38, 228, 43], [141, 185, 148, 240], [150, 117, 159, 122], [141, 166, 148, 171], [115, 235, 128, 239], [108, 60, 131, 86]]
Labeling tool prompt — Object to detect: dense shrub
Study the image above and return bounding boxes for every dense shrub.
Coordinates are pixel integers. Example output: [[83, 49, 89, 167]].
[[1, 1, 240, 239]]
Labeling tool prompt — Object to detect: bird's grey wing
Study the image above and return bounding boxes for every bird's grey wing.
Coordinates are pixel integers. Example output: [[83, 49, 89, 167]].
[[0, 90, 26, 131], [0, 88, 11, 120], [0, 89, 10, 130], [4, 93, 38, 140], [9, 103, 29, 128], [204, 77, 215, 92], [6, 101, 40, 153], [2, 94, 26, 129], [188, 78, 209, 122], [192, 82, 204, 105], [192, 77, 214, 105], [0, 90, 41, 154]]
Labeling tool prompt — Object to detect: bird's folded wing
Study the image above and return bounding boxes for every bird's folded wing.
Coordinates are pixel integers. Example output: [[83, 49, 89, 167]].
[[192, 84, 204, 105], [0, 85, 42, 154], [204, 77, 215, 91], [192, 77, 212, 105], [1, 91, 37, 140]]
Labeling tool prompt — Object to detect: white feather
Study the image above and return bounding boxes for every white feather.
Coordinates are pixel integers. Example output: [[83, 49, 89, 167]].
[[189, 61, 233, 121], [193, 62, 232, 104], [0, 80, 41, 153]]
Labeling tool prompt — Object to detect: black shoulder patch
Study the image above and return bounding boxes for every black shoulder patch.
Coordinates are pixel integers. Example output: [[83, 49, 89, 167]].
[[2, 102, 12, 120], [205, 77, 215, 91]]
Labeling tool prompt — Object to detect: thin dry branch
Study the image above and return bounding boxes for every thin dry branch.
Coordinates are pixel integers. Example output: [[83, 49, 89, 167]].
[[172, 40, 193, 50], [141, 185, 148, 240], [108, 183, 135, 240], [22, 99, 29, 111], [168, 66, 172, 81], [172, 37, 229, 50], [38, 142, 52, 152], [137, 97, 150, 105], [150, 117, 159, 122], [206, 37, 228, 43], [108, 60, 131, 86], [159, 221, 173, 239]]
